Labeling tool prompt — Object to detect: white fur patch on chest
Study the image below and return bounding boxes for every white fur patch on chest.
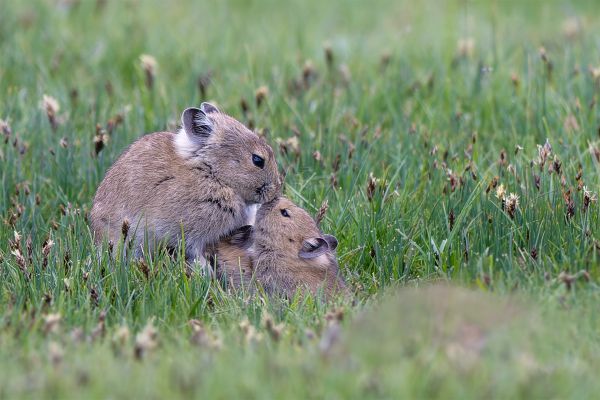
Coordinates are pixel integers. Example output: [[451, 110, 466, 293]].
[[174, 128, 197, 158], [245, 204, 260, 225]]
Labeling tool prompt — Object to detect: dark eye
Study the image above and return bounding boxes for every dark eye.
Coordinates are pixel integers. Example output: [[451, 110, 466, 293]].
[[252, 154, 265, 169], [280, 209, 290, 218]]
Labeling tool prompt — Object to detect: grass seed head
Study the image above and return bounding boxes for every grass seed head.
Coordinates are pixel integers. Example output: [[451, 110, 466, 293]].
[[565, 198, 576, 219], [514, 144, 523, 155], [591, 66, 600, 82], [315, 199, 329, 226], [446, 169, 460, 193], [505, 193, 519, 219], [262, 312, 285, 342], [121, 218, 130, 240], [457, 38, 475, 58], [43, 313, 62, 335], [240, 98, 249, 115], [10, 230, 22, 251], [42, 238, 54, 270], [94, 130, 108, 156], [530, 247, 538, 260], [558, 271, 575, 291], [10, 248, 29, 279], [486, 176, 499, 194], [367, 172, 377, 201], [239, 317, 262, 345], [90, 287, 99, 308], [135, 318, 158, 359], [319, 321, 341, 357], [41, 94, 60, 131], [323, 42, 334, 67], [139, 54, 157, 89], [70, 327, 84, 343], [113, 325, 130, 347], [536, 139, 552, 169], [563, 114, 580, 132], [197, 71, 212, 98], [188, 320, 210, 347], [0, 119, 11, 143], [330, 173, 338, 189], [106, 112, 125, 134], [562, 17, 581, 39], [551, 155, 562, 175], [338, 64, 351, 85], [498, 149, 507, 166], [325, 308, 345, 324], [136, 259, 150, 279], [511, 72, 520, 88], [312, 150, 322, 163], [277, 136, 300, 158], [302, 60, 317, 87], [48, 341, 64, 366], [380, 51, 392, 70], [255, 85, 269, 108], [583, 186, 597, 210], [539, 47, 548, 63]]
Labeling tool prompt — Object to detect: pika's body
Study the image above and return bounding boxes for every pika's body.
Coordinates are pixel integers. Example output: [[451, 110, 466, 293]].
[[213, 197, 346, 298], [90, 103, 280, 266]]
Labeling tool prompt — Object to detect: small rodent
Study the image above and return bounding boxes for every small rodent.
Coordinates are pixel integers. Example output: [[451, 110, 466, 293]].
[[90, 102, 280, 268], [211, 197, 347, 299]]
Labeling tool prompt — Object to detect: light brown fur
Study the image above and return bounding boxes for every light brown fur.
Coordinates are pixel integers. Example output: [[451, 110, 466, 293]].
[[90, 103, 280, 263], [213, 197, 347, 299]]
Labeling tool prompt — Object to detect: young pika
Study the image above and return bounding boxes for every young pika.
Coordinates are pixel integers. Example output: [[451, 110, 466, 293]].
[[212, 197, 347, 299], [90, 102, 280, 267]]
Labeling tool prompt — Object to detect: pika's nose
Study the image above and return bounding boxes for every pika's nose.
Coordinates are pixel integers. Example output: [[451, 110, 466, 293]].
[[268, 182, 281, 200]]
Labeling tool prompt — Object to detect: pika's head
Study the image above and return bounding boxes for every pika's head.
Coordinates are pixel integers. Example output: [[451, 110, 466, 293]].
[[176, 102, 281, 204], [254, 197, 339, 267]]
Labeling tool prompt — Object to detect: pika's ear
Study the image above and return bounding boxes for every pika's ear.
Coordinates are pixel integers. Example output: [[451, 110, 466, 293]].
[[182, 107, 213, 141], [200, 102, 220, 114], [225, 225, 253, 249], [323, 234, 338, 251], [299, 237, 329, 259]]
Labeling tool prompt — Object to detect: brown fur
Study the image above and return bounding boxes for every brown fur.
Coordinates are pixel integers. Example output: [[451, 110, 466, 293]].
[[90, 104, 280, 263], [213, 197, 347, 299]]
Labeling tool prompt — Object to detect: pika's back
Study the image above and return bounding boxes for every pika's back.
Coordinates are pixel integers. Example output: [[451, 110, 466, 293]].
[[91, 132, 180, 235], [93, 132, 179, 206]]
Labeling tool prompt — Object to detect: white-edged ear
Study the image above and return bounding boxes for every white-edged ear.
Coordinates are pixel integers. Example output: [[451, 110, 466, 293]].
[[323, 234, 338, 251], [200, 102, 220, 114], [299, 237, 329, 259], [182, 107, 213, 143]]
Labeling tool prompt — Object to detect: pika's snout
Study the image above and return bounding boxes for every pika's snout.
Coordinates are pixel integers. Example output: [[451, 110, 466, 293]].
[[258, 180, 280, 203]]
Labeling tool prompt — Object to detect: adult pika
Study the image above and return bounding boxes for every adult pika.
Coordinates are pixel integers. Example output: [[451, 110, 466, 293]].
[[90, 102, 280, 268], [212, 197, 347, 299]]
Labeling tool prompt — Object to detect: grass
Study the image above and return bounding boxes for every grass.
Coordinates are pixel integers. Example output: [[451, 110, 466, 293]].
[[1, 0, 600, 398]]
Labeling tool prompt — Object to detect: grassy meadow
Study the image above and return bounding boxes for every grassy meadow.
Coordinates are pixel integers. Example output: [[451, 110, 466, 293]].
[[2, 0, 600, 397]]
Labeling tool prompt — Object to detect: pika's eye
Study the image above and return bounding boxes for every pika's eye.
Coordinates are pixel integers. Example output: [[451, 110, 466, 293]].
[[280, 209, 290, 218], [252, 154, 265, 169]]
